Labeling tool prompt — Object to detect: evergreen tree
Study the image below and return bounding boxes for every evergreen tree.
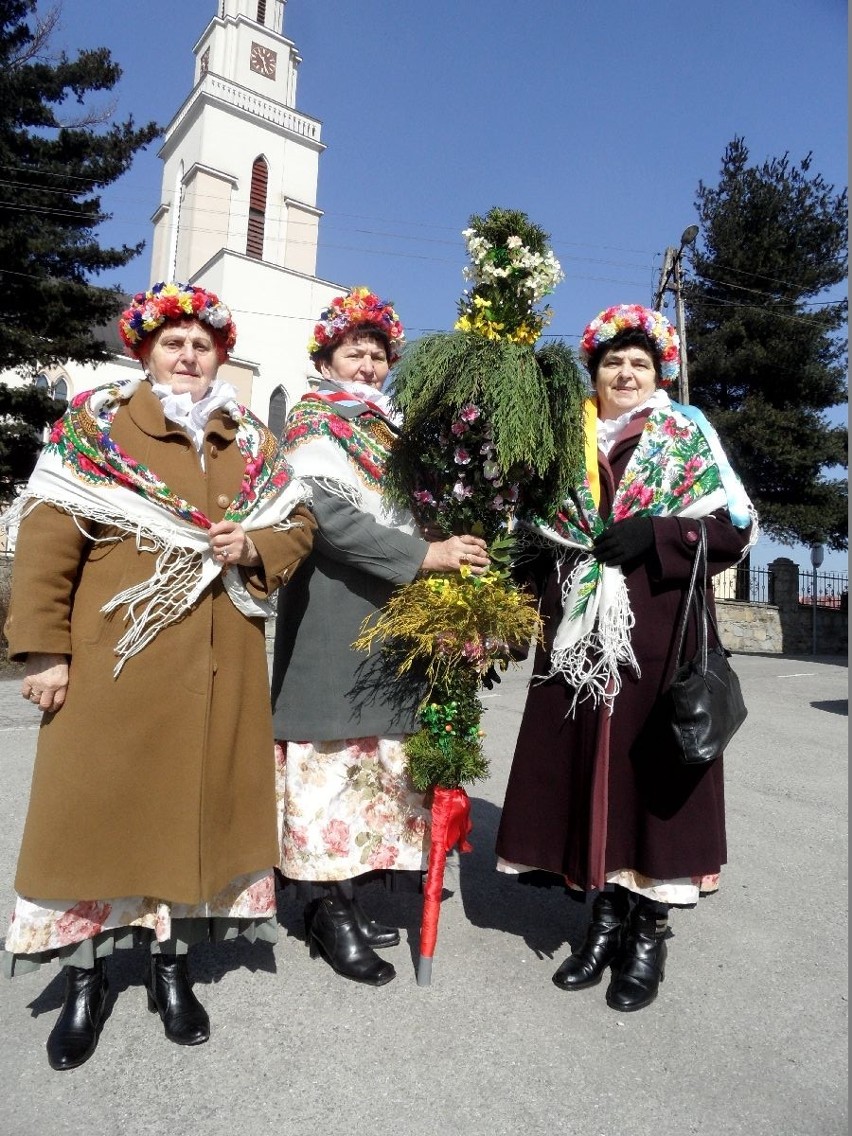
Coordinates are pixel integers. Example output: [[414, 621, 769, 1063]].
[[0, 382, 63, 499], [0, 0, 161, 373], [684, 137, 848, 551]]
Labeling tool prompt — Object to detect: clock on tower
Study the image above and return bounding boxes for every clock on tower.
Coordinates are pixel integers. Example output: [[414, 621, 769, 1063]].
[[249, 42, 277, 80]]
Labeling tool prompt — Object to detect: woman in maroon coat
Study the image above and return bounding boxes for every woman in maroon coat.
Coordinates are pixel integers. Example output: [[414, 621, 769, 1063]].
[[496, 304, 755, 1012]]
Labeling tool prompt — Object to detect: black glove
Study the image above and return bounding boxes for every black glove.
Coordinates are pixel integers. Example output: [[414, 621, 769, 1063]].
[[592, 517, 655, 567]]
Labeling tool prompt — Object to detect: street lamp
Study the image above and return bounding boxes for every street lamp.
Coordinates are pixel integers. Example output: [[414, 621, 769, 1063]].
[[810, 542, 825, 656]]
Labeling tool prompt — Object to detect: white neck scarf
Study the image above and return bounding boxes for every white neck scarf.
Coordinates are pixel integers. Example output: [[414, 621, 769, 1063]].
[[150, 377, 240, 458]]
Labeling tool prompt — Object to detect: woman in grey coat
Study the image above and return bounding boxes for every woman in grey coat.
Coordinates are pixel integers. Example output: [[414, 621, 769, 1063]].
[[271, 287, 488, 986]]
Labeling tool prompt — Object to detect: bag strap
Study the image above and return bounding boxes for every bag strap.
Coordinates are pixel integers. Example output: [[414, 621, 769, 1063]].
[[673, 519, 708, 669]]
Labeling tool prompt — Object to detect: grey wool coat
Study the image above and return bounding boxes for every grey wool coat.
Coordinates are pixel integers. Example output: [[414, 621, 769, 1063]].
[[271, 461, 429, 743]]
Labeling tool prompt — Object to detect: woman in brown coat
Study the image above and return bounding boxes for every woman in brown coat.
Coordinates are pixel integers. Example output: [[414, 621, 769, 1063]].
[[496, 304, 756, 1013], [2, 283, 315, 1069]]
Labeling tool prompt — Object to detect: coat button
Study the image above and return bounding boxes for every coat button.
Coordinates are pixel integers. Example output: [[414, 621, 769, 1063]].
[[685, 529, 699, 543], [217, 494, 229, 508]]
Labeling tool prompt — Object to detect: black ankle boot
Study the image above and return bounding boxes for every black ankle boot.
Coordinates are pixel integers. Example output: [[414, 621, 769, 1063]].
[[306, 895, 395, 986], [552, 891, 628, 991], [605, 902, 668, 1012], [146, 954, 210, 1045], [350, 895, 400, 949], [46, 961, 109, 1071]]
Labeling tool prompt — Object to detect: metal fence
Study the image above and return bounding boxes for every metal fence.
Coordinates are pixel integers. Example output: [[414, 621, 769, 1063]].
[[714, 565, 848, 608], [713, 564, 773, 604], [799, 569, 849, 610]]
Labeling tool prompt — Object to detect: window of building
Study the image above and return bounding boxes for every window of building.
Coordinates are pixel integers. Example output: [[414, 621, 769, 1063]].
[[268, 386, 288, 440], [257, 0, 267, 25], [246, 156, 268, 260], [33, 373, 68, 406]]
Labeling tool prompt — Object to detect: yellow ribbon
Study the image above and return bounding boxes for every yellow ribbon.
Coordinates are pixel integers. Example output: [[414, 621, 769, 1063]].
[[583, 398, 600, 510]]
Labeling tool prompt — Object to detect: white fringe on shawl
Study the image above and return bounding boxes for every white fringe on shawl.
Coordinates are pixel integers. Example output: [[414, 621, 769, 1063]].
[[542, 489, 732, 711], [1, 396, 310, 677], [285, 414, 416, 535], [522, 392, 760, 714]]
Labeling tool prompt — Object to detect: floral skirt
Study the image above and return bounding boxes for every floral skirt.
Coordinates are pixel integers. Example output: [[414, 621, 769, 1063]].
[[276, 736, 431, 883], [3, 869, 277, 977]]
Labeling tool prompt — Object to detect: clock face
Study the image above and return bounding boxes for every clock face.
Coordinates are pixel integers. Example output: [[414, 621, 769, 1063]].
[[249, 42, 277, 79]]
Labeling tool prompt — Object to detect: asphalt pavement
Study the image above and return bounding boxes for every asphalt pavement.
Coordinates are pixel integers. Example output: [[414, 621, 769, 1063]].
[[0, 650, 847, 1136]]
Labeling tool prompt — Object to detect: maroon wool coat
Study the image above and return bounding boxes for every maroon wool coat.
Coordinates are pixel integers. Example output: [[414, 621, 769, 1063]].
[[495, 414, 752, 890], [4, 382, 316, 904]]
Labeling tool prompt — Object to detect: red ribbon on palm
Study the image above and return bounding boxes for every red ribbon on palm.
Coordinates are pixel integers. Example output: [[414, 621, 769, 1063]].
[[416, 785, 474, 986]]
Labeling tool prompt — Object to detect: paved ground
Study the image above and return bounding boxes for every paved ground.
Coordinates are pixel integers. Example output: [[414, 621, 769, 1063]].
[[0, 651, 847, 1136]]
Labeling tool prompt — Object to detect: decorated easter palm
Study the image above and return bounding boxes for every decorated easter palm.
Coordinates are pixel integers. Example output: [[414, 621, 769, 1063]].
[[355, 207, 587, 984]]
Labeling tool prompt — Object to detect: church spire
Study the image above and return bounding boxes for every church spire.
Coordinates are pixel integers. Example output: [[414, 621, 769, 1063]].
[[150, 0, 322, 283]]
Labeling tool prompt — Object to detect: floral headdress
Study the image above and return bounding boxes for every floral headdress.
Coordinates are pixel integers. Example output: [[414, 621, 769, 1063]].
[[308, 286, 405, 364], [579, 304, 680, 385], [118, 282, 237, 360]]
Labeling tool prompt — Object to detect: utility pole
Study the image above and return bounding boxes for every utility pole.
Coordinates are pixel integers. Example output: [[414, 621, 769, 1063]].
[[654, 225, 699, 404]]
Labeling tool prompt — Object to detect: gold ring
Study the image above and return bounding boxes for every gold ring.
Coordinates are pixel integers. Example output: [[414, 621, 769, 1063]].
[[460, 555, 469, 565]]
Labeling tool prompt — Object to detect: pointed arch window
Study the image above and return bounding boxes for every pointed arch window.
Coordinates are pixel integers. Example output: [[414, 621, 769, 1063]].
[[268, 386, 288, 440], [246, 156, 268, 260], [34, 372, 68, 409]]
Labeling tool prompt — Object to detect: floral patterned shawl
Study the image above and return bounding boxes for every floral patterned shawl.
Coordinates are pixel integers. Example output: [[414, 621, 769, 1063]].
[[282, 384, 415, 533], [1, 375, 308, 675], [517, 391, 757, 710]]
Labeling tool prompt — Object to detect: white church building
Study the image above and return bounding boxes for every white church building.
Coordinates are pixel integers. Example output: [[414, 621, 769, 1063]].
[[3, 0, 343, 437]]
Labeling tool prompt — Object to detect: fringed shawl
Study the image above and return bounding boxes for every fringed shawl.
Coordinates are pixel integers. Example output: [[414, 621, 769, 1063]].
[[281, 384, 416, 533], [1, 376, 309, 675], [516, 392, 758, 711]]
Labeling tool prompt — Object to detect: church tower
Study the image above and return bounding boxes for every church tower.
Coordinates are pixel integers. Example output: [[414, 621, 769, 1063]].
[[149, 0, 341, 429]]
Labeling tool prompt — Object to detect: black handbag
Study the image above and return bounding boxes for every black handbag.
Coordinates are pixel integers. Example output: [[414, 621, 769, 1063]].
[[667, 520, 748, 765]]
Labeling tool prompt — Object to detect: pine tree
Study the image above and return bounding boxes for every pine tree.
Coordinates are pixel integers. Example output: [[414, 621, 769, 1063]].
[[0, 0, 161, 373], [685, 137, 848, 551], [0, 383, 62, 499]]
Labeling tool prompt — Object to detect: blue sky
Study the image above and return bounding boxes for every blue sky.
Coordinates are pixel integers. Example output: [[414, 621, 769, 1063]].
[[47, 0, 848, 572]]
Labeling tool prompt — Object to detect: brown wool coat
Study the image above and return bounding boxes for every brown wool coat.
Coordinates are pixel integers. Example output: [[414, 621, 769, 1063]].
[[496, 414, 752, 889], [4, 383, 316, 904]]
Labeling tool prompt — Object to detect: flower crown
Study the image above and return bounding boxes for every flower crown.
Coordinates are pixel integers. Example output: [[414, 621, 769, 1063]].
[[579, 304, 680, 385], [118, 282, 238, 360], [308, 286, 405, 363]]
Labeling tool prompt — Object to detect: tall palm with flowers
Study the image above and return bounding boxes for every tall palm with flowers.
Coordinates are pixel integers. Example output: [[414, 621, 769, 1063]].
[[355, 206, 588, 984]]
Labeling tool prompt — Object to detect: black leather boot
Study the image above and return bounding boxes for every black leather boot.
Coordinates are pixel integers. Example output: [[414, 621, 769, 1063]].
[[605, 901, 668, 1012], [146, 953, 210, 1045], [306, 895, 395, 986], [350, 895, 400, 949], [305, 894, 399, 950], [46, 961, 109, 1071], [552, 891, 628, 991]]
